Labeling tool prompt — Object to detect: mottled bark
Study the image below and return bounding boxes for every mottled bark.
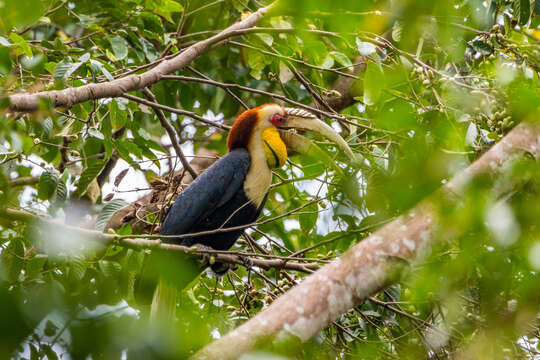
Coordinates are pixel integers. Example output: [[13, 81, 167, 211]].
[[192, 122, 540, 360]]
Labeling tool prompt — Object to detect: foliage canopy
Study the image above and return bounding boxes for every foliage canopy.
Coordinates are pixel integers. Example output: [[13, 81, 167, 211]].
[[0, 0, 540, 359]]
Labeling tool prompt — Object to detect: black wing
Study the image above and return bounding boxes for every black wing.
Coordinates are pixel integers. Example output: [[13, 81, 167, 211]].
[[160, 149, 251, 238]]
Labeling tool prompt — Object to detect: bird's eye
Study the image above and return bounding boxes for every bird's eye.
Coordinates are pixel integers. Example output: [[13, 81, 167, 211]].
[[270, 114, 284, 126]]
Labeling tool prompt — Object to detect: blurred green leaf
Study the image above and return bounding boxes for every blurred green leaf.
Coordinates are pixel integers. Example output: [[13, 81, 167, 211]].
[[98, 260, 122, 277], [299, 202, 318, 235], [363, 61, 384, 105], [53, 59, 72, 81], [9, 33, 32, 57], [139, 37, 157, 62], [1, 238, 24, 282], [514, 0, 532, 25], [38, 169, 60, 200], [470, 38, 493, 56], [356, 38, 377, 56], [96, 199, 129, 231], [329, 51, 352, 68], [247, 48, 266, 80], [78, 159, 106, 195], [109, 36, 128, 61], [0, 0, 43, 32], [26, 254, 47, 279]]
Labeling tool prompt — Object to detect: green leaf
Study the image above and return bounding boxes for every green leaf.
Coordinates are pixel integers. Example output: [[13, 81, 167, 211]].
[[470, 39, 493, 56], [299, 202, 319, 235], [149, 0, 183, 22], [1, 238, 24, 282], [0, 0, 43, 30], [42, 345, 58, 360], [109, 36, 128, 61], [256, 33, 274, 46], [69, 257, 87, 281], [123, 141, 143, 158], [392, 20, 402, 42], [44, 320, 58, 337], [356, 38, 377, 56], [320, 54, 334, 69], [139, 37, 158, 62], [363, 61, 384, 105], [53, 59, 72, 81], [98, 260, 122, 277], [53, 179, 67, 204], [9, 33, 32, 57], [114, 140, 133, 165], [125, 249, 144, 272], [162, 0, 184, 12], [246, 48, 266, 80], [38, 170, 60, 200], [63, 54, 90, 80], [514, 0, 532, 25], [110, 99, 127, 128], [90, 59, 114, 81], [78, 159, 106, 195], [96, 199, 129, 231], [26, 254, 48, 279], [329, 51, 352, 68]]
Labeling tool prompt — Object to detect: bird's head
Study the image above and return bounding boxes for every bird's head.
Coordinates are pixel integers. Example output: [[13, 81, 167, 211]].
[[227, 103, 353, 169]]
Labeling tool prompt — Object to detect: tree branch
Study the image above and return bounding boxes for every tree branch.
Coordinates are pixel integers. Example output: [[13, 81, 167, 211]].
[[141, 88, 198, 179], [7, 2, 276, 112], [0, 208, 319, 273], [122, 93, 230, 130], [192, 122, 540, 360]]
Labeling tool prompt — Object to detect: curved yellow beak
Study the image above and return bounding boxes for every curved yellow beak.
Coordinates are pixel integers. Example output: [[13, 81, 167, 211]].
[[281, 108, 354, 159]]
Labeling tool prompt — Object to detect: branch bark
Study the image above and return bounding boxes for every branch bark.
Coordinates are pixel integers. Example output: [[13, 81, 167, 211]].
[[7, 3, 275, 112], [0, 207, 319, 273], [192, 122, 540, 360]]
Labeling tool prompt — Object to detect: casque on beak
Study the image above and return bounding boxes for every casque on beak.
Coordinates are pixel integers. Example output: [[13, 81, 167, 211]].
[[280, 108, 354, 159]]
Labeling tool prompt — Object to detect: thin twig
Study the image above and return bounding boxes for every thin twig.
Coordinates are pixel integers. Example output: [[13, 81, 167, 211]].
[[141, 88, 198, 179]]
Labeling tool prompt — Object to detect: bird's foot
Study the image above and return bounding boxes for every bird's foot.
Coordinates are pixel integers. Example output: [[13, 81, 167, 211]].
[[189, 244, 215, 268]]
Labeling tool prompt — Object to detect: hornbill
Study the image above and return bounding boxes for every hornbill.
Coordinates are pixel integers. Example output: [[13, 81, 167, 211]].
[[141, 103, 353, 318]]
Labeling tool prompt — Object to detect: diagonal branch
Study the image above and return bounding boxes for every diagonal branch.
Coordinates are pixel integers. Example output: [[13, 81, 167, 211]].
[[141, 88, 198, 179], [192, 122, 540, 360], [7, 2, 276, 112], [122, 93, 230, 130]]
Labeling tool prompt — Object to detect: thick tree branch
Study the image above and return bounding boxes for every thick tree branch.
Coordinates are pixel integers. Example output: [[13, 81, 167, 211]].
[[0, 207, 319, 273], [192, 122, 540, 360], [7, 3, 276, 112]]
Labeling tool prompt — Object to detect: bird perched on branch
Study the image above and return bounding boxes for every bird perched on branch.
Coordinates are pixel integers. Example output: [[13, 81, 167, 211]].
[[140, 103, 353, 319]]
